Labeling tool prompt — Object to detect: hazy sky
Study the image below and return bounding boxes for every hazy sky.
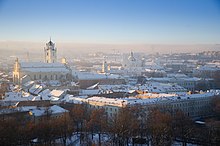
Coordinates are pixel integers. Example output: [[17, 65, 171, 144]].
[[0, 0, 220, 44]]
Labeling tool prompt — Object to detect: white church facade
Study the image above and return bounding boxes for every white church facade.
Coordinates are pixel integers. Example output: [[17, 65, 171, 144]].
[[122, 51, 145, 68], [13, 39, 72, 85]]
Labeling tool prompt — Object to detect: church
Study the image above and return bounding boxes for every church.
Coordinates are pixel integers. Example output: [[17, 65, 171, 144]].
[[13, 39, 72, 85], [122, 51, 144, 68]]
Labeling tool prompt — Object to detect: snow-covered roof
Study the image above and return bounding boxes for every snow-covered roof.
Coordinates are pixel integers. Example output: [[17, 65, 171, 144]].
[[4, 89, 52, 102], [29, 84, 44, 95], [49, 105, 68, 114], [87, 82, 99, 89], [20, 62, 70, 73], [167, 73, 188, 78], [48, 80, 61, 86], [61, 94, 84, 104], [18, 105, 68, 117], [80, 89, 100, 96], [4, 92, 35, 101], [20, 62, 65, 68], [98, 84, 135, 93], [39, 89, 51, 96], [76, 72, 121, 80], [23, 68, 69, 73], [84, 90, 220, 107], [138, 82, 187, 93], [98, 82, 186, 94], [145, 68, 166, 73], [149, 77, 201, 82], [196, 64, 220, 71], [23, 81, 35, 88], [145, 61, 164, 70], [49, 96, 60, 101], [50, 90, 65, 97], [87, 96, 126, 107]]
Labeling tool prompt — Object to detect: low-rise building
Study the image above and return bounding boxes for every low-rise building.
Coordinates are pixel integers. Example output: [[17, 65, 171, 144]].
[[76, 90, 220, 119], [75, 72, 125, 89], [149, 76, 201, 91]]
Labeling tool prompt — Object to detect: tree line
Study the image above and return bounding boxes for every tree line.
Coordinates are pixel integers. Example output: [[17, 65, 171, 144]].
[[0, 99, 220, 146]]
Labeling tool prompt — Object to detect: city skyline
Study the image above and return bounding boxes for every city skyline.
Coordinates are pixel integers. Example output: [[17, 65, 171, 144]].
[[0, 0, 220, 45], [1, 1, 220, 144]]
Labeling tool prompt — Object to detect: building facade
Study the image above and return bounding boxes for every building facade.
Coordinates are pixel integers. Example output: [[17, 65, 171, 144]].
[[13, 39, 72, 85], [82, 90, 219, 119]]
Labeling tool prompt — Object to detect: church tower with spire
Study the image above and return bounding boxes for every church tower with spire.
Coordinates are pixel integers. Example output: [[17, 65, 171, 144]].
[[44, 38, 57, 63]]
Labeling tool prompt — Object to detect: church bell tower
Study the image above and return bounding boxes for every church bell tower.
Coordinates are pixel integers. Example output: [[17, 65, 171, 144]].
[[44, 38, 57, 63]]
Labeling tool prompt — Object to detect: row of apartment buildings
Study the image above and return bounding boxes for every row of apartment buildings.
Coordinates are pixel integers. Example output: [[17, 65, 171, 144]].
[[73, 90, 220, 119]]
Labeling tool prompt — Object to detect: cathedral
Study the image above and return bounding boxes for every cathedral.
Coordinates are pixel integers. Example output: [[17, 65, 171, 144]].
[[13, 39, 72, 85], [122, 51, 144, 68]]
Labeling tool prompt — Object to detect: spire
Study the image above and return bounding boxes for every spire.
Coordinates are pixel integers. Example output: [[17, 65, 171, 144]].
[[48, 37, 53, 46]]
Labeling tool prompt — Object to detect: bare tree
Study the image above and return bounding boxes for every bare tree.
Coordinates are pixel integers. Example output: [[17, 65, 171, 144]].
[[110, 106, 141, 146], [86, 108, 107, 146], [172, 110, 194, 146], [147, 108, 173, 146]]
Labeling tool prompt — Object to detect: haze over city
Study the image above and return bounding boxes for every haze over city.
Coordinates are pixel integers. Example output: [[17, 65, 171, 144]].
[[1, 0, 220, 146], [0, 0, 220, 54]]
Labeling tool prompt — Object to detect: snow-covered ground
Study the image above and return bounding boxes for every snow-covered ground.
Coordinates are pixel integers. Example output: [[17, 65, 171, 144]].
[[46, 133, 199, 146]]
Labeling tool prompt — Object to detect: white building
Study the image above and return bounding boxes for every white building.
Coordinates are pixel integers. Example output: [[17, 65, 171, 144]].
[[13, 39, 72, 85], [148, 75, 201, 91], [78, 90, 220, 118], [137, 82, 187, 94], [122, 52, 144, 68], [193, 63, 220, 78]]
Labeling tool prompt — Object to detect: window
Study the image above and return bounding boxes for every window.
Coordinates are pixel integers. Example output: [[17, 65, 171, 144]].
[[34, 75, 36, 80], [39, 74, 41, 79]]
